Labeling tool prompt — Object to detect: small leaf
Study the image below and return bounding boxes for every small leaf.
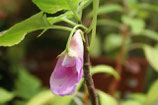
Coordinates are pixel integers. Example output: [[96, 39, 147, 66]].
[[91, 65, 119, 79], [0, 12, 50, 46], [143, 45, 158, 72], [33, 0, 83, 14], [0, 88, 15, 104], [98, 90, 118, 105], [146, 79, 158, 105]]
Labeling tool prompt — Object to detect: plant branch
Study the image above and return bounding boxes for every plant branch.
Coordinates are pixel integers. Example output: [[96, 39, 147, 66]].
[[109, 24, 129, 95], [83, 34, 99, 105]]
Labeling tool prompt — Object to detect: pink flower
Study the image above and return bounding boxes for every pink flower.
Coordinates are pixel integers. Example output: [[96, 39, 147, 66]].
[[50, 30, 84, 96]]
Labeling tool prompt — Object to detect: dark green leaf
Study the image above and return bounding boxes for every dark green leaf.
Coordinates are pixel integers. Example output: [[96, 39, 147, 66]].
[[14, 68, 41, 99]]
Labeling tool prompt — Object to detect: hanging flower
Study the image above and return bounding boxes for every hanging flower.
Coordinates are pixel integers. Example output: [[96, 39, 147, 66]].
[[50, 30, 84, 96]]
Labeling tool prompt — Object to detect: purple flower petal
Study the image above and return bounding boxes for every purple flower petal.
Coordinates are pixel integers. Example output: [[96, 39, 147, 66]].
[[50, 30, 83, 96]]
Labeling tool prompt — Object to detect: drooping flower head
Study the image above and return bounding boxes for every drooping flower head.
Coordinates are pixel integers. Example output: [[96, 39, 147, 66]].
[[50, 29, 84, 96]]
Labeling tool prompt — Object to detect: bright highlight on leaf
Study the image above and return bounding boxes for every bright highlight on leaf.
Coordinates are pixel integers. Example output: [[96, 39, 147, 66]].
[[143, 45, 158, 72]]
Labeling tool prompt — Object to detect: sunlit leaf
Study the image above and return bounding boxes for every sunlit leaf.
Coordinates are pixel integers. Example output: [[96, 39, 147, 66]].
[[98, 90, 118, 105], [121, 100, 142, 105], [26, 90, 54, 105], [33, 0, 83, 14], [91, 65, 119, 79], [51, 95, 73, 105], [146, 79, 158, 105], [0, 88, 15, 104], [143, 45, 158, 72], [131, 93, 146, 104], [0, 12, 50, 46]]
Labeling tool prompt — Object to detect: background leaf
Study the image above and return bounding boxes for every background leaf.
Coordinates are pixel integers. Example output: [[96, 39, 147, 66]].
[[14, 68, 41, 99], [146, 79, 158, 105], [143, 45, 158, 72], [91, 65, 119, 79], [26, 90, 54, 105], [98, 90, 118, 105], [0, 88, 15, 104]]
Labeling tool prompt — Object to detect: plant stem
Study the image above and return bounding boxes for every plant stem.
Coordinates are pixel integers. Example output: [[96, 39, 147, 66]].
[[109, 24, 128, 95], [83, 34, 99, 105]]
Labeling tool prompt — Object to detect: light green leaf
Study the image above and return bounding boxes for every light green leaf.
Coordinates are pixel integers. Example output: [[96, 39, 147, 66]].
[[14, 68, 41, 99], [121, 100, 142, 105], [0, 88, 15, 104], [0, 12, 50, 46], [104, 34, 122, 52], [26, 90, 54, 105], [131, 93, 146, 104], [89, 4, 123, 17], [122, 15, 145, 34], [141, 29, 158, 42], [98, 90, 118, 105], [91, 65, 119, 79], [51, 95, 73, 105], [146, 79, 158, 105], [143, 45, 158, 72], [32, 0, 83, 14]]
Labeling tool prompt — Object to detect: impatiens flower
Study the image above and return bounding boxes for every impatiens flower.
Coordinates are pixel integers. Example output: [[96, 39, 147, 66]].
[[50, 30, 84, 96]]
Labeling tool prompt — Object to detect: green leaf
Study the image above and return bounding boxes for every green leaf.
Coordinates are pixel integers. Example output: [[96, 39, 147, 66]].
[[141, 29, 158, 42], [0, 12, 50, 46], [122, 15, 145, 34], [131, 93, 146, 104], [88, 4, 123, 17], [14, 68, 41, 99], [98, 90, 118, 105], [33, 0, 83, 21], [146, 79, 158, 105], [91, 65, 119, 79], [26, 90, 54, 105], [104, 34, 122, 52], [121, 100, 142, 105], [51, 95, 73, 105], [0, 88, 15, 104], [143, 45, 158, 72]]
